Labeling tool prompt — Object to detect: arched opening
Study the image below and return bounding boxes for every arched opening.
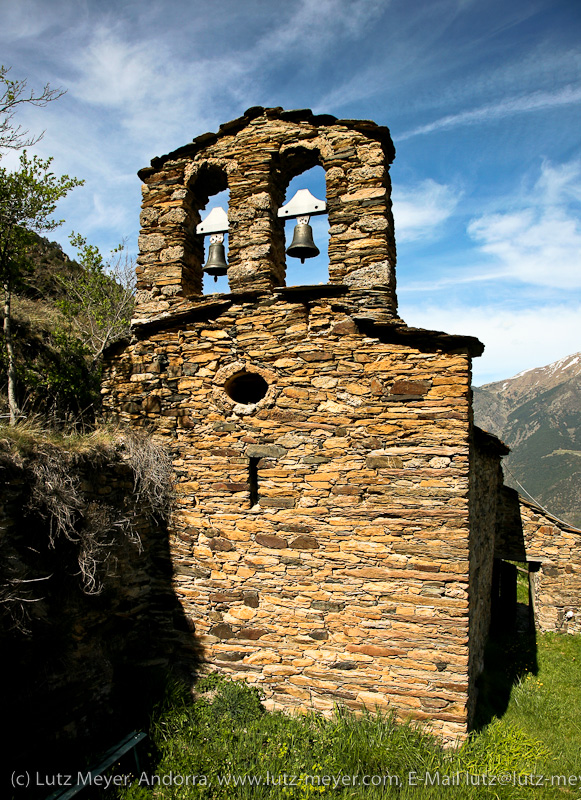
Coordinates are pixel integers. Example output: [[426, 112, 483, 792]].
[[187, 164, 231, 296], [282, 165, 329, 287], [201, 187, 231, 295]]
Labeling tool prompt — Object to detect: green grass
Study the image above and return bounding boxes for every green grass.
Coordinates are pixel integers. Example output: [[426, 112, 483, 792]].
[[515, 567, 529, 605], [502, 633, 581, 780], [105, 631, 581, 800]]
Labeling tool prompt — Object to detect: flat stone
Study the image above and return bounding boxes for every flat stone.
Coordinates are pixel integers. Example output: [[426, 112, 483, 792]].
[[215, 652, 247, 662], [309, 629, 329, 640], [255, 533, 288, 549], [366, 453, 403, 469], [210, 591, 243, 602], [390, 379, 432, 397], [311, 600, 344, 612], [290, 535, 319, 550], [259, 497, 295, 509], [208, 623, 235, 639], [236, 628, 267, 640], [246, 444, 287, 459], [243, 592, 260, 607], [209, 537, 236, 552], [278, 523, 312, 533]]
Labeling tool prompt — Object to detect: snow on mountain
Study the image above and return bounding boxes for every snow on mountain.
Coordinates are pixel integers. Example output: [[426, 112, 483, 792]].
[[474, 351, 581, 528]]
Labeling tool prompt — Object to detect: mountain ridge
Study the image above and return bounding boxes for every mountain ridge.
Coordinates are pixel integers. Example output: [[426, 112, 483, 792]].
[[474, 352, 581, 528]]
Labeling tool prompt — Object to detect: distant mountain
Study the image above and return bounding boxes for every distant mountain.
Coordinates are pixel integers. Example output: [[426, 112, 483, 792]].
[[474, 353, 581, 528]]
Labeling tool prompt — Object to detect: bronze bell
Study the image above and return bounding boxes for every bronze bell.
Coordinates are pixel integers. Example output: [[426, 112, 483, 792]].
[[286, 222, 320, 264], [203, 241, 228, 282]]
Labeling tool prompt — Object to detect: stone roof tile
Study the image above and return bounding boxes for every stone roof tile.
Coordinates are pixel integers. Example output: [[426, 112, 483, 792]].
[[138, 107, 395, 179]]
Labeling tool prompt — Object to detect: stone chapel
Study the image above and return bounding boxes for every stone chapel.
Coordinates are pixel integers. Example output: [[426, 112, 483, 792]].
[[102, 107, 580, 741]]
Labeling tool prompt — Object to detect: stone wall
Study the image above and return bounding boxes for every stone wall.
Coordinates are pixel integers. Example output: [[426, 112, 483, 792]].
[[134, 107, 398, 323], [99, 107, 517, 742], [103, 290, 484, 741], [467, 427, 508, 721], [0, 439, 198, 785], [496, 488, 581, 633]]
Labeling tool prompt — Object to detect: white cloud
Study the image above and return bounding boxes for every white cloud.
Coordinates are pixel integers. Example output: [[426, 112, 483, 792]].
[[68, 0, 386, 131], [467, 159, 581, 289], [0, 0, 73, 40], [51, 13, 250, 158], [46, 0, 394, 203], [535, 159, 581, 205], [67, 25, 232, 148], [399, 301, 581, 385], [257, 0, 386, 59], [397, 85, 581, 140], [392, 180, 460, 242], [72, 27, 155, 108]]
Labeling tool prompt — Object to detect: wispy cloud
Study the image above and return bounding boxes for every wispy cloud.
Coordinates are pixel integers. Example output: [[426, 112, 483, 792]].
[[71, 27, 158, 108], [67, 24, 241, 151], [467, 159, 581, 289], [392, 180, 460, 242], [61, 0, 388, 153], [256, 0, 386, 61], [397, 85, 581, 140]]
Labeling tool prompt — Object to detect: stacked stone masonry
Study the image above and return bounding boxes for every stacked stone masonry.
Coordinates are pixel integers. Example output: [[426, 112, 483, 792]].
[[103, 289, 485, 741], [496, 488, 581, 634], [134, 107, 398, 323], [102, 107, 580, 744]]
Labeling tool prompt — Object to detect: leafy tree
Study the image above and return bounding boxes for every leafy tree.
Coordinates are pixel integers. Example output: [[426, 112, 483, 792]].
[[0, 152, 83, 423], [1, 65, 64, 155], [59, 233, 135, 364]]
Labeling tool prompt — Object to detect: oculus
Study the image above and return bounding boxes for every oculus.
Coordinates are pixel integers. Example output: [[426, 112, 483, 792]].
[[224, 371, 269, 405]]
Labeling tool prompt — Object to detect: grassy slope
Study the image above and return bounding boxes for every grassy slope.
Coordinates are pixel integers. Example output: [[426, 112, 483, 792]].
[[505, 633, 581, 785], [108, 631, 581, 800]]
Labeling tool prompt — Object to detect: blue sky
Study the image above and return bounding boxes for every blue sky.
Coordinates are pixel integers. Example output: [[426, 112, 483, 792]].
[[1, 0, 579, 384]]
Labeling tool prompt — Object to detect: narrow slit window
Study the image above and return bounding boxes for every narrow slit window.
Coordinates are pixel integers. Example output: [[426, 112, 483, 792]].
[[248, 457, 259, 507]]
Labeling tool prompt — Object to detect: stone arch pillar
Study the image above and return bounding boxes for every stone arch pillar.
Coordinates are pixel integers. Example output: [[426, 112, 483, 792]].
[[226, 157, 285, 293], [322, 132, 396, 298], [135, 162, 201, 321]]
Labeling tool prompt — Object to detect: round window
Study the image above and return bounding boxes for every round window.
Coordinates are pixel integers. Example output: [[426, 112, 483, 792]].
[[224, 371, 269, 404]]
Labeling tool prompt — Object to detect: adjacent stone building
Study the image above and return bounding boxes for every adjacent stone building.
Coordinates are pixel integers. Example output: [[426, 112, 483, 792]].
[[495, 488, 581, 635], [102, 107, 577, 741]]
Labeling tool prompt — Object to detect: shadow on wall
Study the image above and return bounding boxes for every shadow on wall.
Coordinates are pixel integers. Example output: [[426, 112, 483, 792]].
[[0, 440, 203, 799], [474, 558, 538, 730], [473, 623, 538, 731]]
